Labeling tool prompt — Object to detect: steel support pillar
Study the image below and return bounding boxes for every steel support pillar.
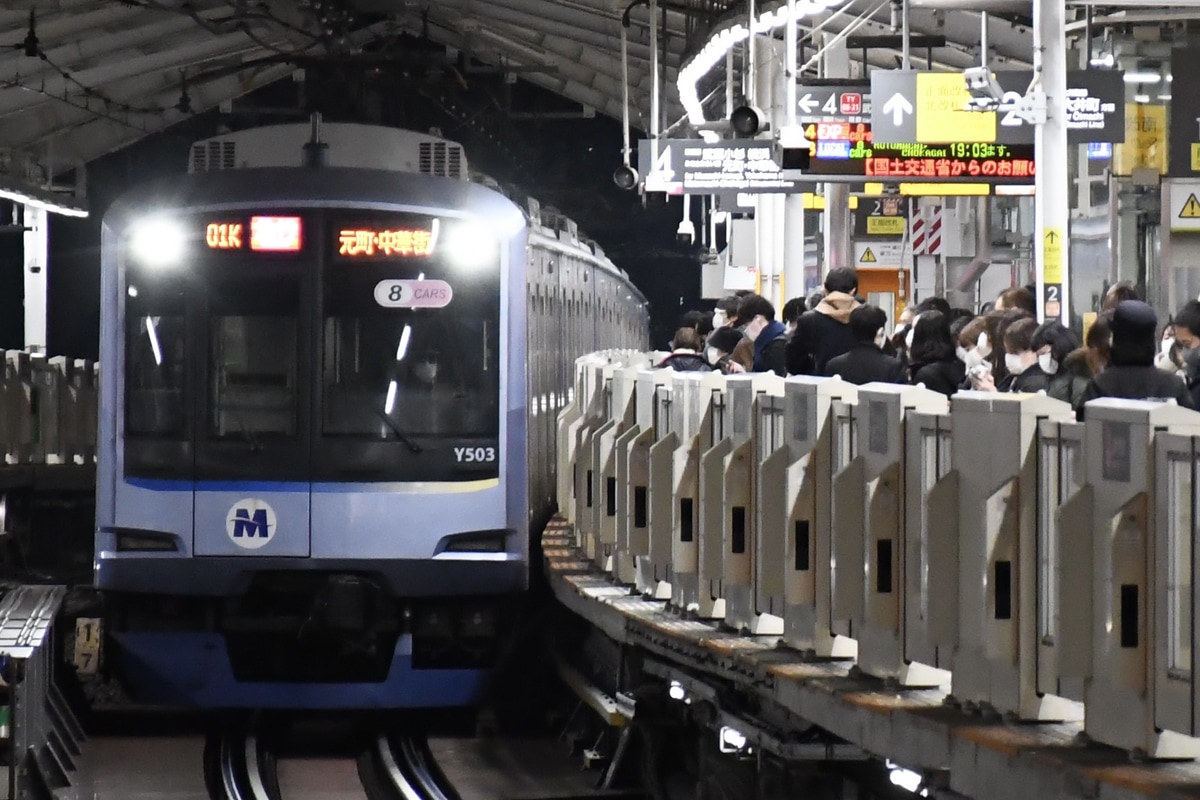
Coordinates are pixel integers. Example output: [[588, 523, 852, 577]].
[[755, 35, 779, 303], [1033, 0, 1069, 325], [822, 28, 852, 274], [22, 204, 47, 353], [783, 196, 806, 303]]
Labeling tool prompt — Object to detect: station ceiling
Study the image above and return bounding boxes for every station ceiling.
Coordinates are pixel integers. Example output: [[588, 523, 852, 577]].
[[0, 0, 1048, 198]]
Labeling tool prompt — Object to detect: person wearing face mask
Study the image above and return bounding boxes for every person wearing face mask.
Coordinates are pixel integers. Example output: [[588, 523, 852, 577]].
[[704, 327, 748, 374], [738, 294, 788, 376], [710, 296, 742, 332], [781, 297, 806, 338], [1030, 320, 1086, 405], [786, 268, 862, 375], [824, 305, 908, 385], [974, 318, 1046, 393], [1075, 300, 1195, 420], [906, 311, 965, 397]]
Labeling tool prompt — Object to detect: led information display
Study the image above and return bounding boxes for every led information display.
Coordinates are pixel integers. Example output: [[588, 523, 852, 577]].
[[203, 216, 303, 252], [805, 126, 1035, 182], [337, 228, 437, 257]]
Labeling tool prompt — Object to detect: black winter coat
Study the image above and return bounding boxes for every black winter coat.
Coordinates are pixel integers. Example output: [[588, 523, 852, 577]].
[[1075, 365, 1195, 420], [909, 358, 966, 397], [825, 343, 908, 386]]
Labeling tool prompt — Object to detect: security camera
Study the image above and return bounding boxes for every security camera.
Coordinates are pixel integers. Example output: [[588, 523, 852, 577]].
[[963, 66, 1004, 103], [773, 124, 812, 172], [676, 218, 696, 245], [612, 164, 639, 190], [730, 104, 768, 137]]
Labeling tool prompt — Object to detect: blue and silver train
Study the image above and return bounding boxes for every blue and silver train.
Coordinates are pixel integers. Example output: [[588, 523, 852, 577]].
[[95, 121, 649, 708]]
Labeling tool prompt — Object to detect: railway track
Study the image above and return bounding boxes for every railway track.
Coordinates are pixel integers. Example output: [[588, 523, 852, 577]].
[[203, 719, 459, 800]]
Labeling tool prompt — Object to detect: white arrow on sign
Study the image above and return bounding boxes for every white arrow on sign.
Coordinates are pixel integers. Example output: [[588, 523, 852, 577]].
[[882, 92, 914, 126], [798, 93, 818, 115]]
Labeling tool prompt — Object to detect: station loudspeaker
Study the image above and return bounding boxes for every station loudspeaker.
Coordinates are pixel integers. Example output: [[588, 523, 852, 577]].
[[612, 164, 639, 190], [730, 105, 767, 137]]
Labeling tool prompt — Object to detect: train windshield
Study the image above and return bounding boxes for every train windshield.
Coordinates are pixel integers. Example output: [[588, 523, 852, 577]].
[[125, 277, 187, 437], [321, 214, 501, 439]]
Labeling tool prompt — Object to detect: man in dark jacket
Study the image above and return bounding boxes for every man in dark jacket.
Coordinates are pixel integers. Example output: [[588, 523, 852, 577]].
[[738, 294, 787, 376], [1076, 300, 1195, 420], [786, 267, 861, 375], [825, 305, 907, 385]]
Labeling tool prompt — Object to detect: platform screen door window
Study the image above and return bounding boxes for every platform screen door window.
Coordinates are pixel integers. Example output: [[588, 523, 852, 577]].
[[1167, 455, 1194, 677], [125, 283, 186, 437], [208, 278, 299, 439]]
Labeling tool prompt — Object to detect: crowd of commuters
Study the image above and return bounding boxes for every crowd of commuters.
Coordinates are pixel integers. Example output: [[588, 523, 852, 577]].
[[656, 270, 1200, 420]]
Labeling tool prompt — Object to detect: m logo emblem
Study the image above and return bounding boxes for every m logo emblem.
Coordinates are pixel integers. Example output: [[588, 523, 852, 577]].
[[225, 498, 278, 550]]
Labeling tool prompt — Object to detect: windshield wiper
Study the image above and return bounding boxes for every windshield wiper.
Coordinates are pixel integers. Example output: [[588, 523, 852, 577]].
[[374, 408, 424, 454]]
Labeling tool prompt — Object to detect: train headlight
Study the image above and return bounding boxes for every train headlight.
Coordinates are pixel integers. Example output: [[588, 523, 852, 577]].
[[128, 217, 186, 268], [442, 221, 497, 272]]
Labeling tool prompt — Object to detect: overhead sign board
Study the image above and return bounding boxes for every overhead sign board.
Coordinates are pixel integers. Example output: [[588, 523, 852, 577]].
[[871, 69, 1124, 145], [1170, 49, 1200, 176], [854, 195, 908, 237], [638, 139, 800, 194], [796, 84, 872, 124]]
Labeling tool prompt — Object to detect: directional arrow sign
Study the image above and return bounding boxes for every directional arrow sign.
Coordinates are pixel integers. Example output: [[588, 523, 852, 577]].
[[798, 92, 818, 115], [1045, 230, 1060, 244], [870, 70, 918, 144], [882, 93, 913, 127]]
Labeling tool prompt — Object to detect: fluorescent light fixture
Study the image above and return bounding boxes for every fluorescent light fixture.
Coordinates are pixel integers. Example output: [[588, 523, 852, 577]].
[[677, 1, 845, 138], [384, 380, 398, 414], [395, 324, 412, 361], [145, 317, 162, 366], [128, 217, 186, 267], [717, 726, 747, 753], [127, 285, 139, 298], [668, 680, 686, 701], [994, 184, 1037, 196], [1158, 94, 1172, 101], [0, 185, 88, 218], [1134, 93, 1150, 103], [1124, 71, 1162, 84], [1089, 53, 1114, 68]]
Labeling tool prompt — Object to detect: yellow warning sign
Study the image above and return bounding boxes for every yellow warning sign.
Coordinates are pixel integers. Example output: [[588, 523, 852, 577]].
[[859, 247, 877, 264], [1181, 194, 1200, 218]]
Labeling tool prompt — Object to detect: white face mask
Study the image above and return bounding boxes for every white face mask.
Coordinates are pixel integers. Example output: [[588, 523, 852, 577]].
[[1162, 337, 1176, 357], [955, 346, 969, 363], [905, 327, 915, 350], [1005, 352, 1026, 375], [706, 346, 721, 365], [1038, 352, 1058, 375], [962, 349, 985, 370], [875, 328, 886, 348], [976, 332, 992, 358], [712, 311, 728, 329]]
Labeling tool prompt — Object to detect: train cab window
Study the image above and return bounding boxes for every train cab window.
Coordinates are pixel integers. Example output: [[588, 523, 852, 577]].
[[125, 279, 187, 437], [207, 275, 299, 439]]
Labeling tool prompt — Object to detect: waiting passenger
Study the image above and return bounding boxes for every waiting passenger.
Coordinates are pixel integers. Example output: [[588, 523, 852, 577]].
[[993, 286, 1036, 316], [1075, 300, 1194, 419], [711, 296, 741, 331], [787, 267, 861, 376], [994, 318, 1048, 393], [1030, 320, 1088, 405], [825, 305, 907, 386], [705, 327, 748, 374], [738, 294, 788, 376], [907, 311, 965, 397], [1101, 281, 1139, 311], [781, 297, 806, 338], [656, 327, 711, 372]]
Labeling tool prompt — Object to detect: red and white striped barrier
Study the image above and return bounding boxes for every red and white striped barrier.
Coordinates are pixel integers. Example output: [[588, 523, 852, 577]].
[[911, 204, 943, 255]]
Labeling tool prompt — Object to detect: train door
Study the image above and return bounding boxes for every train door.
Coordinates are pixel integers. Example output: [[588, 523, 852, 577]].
[[856, 268, 910, 331], [192, 255, 313, 558]]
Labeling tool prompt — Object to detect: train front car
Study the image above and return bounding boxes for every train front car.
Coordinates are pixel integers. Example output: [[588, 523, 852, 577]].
[[95, 124, 529, 709]]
